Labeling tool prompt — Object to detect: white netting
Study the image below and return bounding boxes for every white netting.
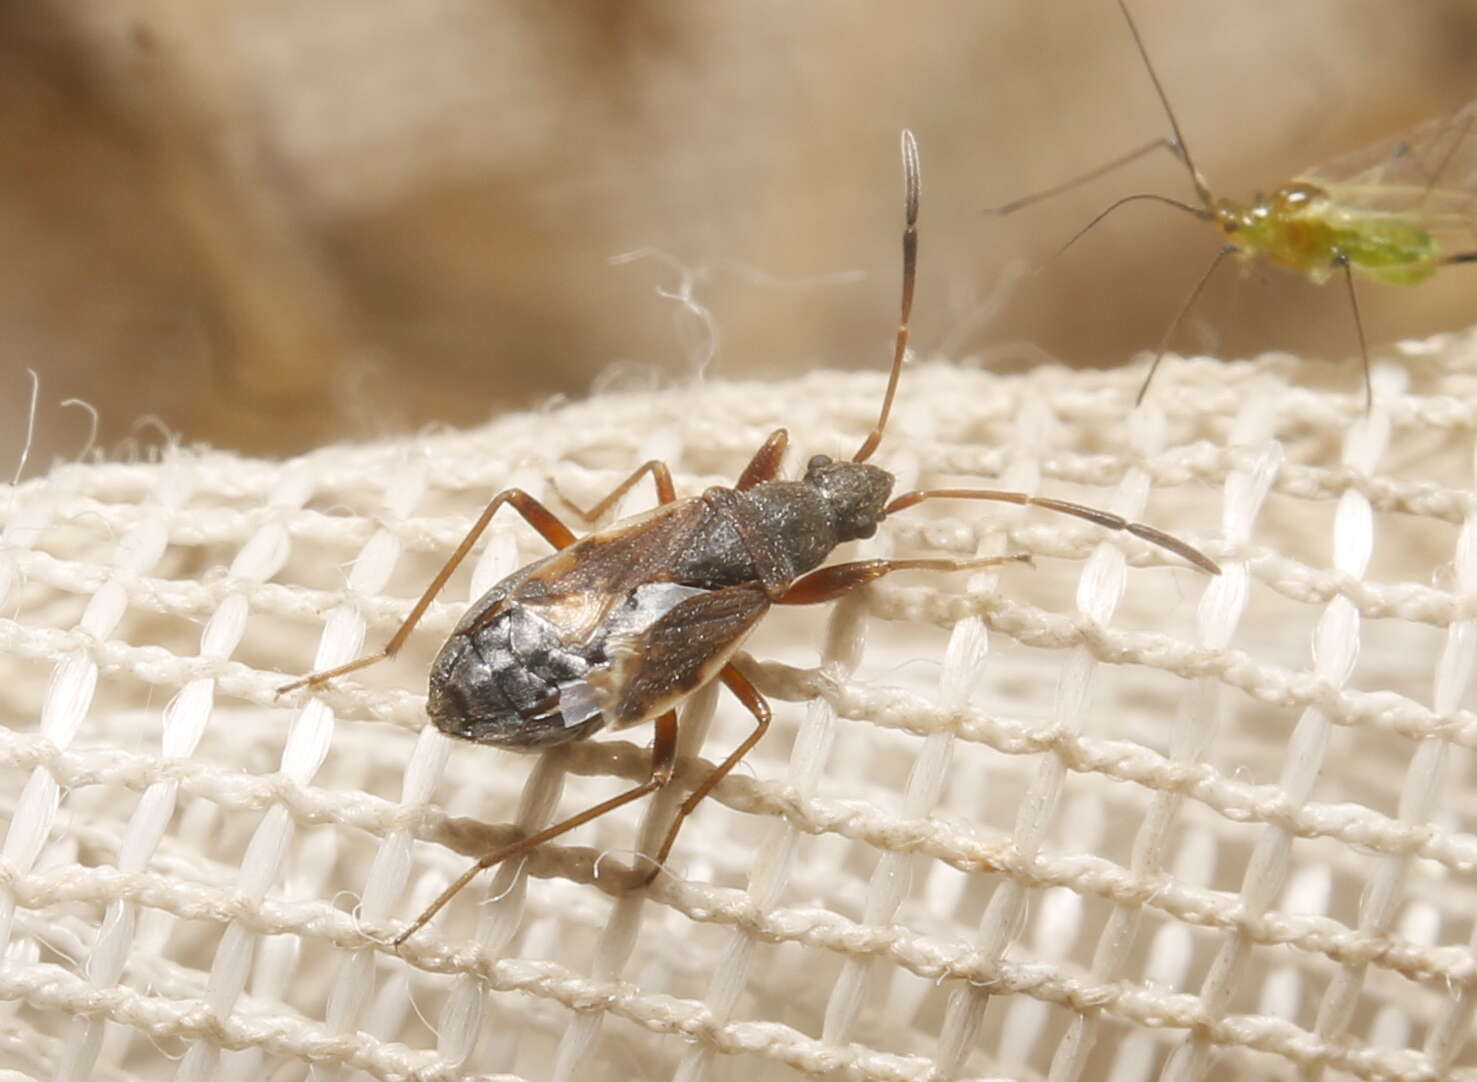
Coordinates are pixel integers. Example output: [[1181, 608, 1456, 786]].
[[3, 345, 1477, 1082]]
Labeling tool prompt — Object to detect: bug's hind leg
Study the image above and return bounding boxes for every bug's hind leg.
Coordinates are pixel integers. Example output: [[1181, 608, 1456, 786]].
[[560, 459, 678, 524], [277, 488, 577, 694], [393, 709, 681, 947], [635, 664, 772, 887]]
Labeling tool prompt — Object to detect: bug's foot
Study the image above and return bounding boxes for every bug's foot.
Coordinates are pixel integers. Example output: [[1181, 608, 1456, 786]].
[[274, 673, 330, 697], [607, 854, 663, 893]]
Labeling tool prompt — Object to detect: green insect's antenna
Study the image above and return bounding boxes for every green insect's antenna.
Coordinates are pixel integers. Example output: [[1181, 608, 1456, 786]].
[[1117, 0, 1214, 212], [1052, 191, 1211, 264]]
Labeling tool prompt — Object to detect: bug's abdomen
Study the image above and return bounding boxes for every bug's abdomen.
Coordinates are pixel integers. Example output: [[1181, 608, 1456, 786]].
[[427, 598, 607, 750]]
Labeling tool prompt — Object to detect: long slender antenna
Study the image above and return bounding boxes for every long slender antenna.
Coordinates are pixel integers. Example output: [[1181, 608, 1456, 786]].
[[1135, 243, 1236, 406], [854, 129, 919, 464], [1050, 191, 1210, 264], [1117, 0, 1214, 211], [986, 136, 1182, 217], [884, 488, 1219, 574]]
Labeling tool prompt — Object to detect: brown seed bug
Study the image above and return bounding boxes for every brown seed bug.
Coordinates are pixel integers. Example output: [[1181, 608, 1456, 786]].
[[278, 130, 1220, 947]]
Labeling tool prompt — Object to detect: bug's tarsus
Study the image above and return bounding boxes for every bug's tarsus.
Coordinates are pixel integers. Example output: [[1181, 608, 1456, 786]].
[[1444, 251, 1477, 266], [393, 707, 683, 948], [853, 129, 920, 465], [275, 488, 578, 696], [1134, 243, 1237, 408]]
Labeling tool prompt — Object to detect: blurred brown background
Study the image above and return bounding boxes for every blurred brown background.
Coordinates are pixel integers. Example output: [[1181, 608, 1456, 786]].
[[4, 0, 1476, 470]]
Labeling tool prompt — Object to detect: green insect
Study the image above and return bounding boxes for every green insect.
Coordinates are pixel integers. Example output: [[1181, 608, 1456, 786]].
[[995, 0, 1477, 406]]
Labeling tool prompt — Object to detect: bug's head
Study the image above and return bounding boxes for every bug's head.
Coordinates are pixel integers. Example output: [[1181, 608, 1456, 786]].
[[804, 454, 894, 542]]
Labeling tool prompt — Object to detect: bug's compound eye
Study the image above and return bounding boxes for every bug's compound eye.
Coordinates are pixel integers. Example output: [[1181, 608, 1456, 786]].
[[807, 454, 833, 472], [1211, 199, 1245, 237], [1275, 181, 1323, 211]]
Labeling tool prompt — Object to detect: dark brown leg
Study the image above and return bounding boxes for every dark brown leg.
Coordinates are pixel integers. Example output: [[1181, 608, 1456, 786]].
[[635, 665, 772, 885], [736, 429, 790, 491], [392, 709, 680, 947], [561, 459, 677, 523], [277, 488, 577, 694], [777, 553, 1033, 607], [884, 488, 1220, 575]]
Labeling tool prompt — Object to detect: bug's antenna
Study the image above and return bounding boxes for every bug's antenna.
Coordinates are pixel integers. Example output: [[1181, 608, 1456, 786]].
[[1117, 0, 1214, 212], [1049, 191, 1210, 264], [854, 129, 919, 464], [985, 136, 1181, 217]]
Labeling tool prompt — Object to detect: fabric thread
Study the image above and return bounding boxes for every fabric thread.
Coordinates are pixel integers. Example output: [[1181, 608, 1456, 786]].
[[1, 353, 1476, 1079]]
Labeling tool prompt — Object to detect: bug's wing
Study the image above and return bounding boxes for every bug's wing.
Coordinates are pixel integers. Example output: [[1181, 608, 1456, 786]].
[[519, 498, 711, 643], [1310, 182, 1477, 255], [1290, 98, 1477, 257], [1298, 97, 1477, 203], [601, 583, 772, 729], [1301, 97, 1477, 188]]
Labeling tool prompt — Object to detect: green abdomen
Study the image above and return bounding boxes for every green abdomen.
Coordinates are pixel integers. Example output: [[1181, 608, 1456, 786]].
[[1328, 215, 1442, 286], [1219, 186, 1444, 287]]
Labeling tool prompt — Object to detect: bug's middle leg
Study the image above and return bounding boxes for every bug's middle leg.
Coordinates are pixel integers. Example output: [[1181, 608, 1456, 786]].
[[392, 708, 680, 947], [774, 553, 1033, 607], [561, 459, 677, 523], [277, 488, 577, 694]]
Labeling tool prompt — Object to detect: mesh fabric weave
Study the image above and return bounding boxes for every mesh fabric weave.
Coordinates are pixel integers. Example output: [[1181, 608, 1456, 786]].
[[3, 348, 1477, 1081]]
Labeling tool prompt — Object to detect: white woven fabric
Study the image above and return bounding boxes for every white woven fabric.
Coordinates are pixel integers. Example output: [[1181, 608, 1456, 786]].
[[3, 345, 1477, 1081]]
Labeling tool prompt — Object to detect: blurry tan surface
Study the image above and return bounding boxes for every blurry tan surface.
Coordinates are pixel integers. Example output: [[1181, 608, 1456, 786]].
[[2, 0, 1476, 467]]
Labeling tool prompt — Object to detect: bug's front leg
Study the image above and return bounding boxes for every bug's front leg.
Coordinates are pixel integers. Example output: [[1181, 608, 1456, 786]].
[[735, 429, 789, 491], [774, 553, 1033, 607], [277, 488, 577, 694], [392, 708, 681, 947]]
